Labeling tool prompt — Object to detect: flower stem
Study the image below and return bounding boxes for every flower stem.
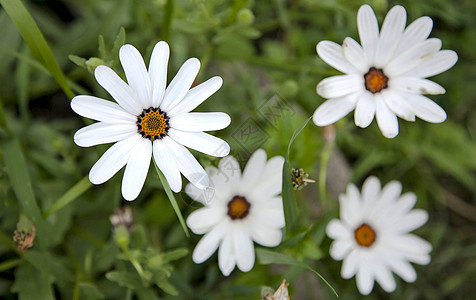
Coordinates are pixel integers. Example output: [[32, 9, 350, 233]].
[[153, 160, 190, 237]]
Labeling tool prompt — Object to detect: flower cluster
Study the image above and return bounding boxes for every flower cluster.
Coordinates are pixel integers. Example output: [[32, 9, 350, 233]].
[[68, 3, 455, 296]]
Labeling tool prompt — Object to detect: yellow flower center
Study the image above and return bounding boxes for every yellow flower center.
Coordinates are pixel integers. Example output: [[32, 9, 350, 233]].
[[137, 108, 169, 140], [227, 196, 251, 220], [364, 67, 388, 93], [354, 223, 377, 247]]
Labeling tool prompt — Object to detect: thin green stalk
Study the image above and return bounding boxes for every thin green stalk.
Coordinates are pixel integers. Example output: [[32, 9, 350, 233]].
[[0, 258, 22, 272], [153, 160, 190, 237], [161, 0, 174, 42], [283, 117, 312, 232], [43, 176, 92, 219]]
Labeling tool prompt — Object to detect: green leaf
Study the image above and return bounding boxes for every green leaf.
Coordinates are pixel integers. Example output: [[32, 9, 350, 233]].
[[43, 175, 92, 218], [2, 139, 45, 235], [157, 279, 179, 296], [68, 54, 87, 69], [161, 248, 188, 263], [11, 263, 55, 300], [257, 248, 338, 297], [106, 270, 144, 289], [282, 117, 312, 231], [153, 160, 190, 237], [77, 282, 105, 299], [0, 0, 74, 99]]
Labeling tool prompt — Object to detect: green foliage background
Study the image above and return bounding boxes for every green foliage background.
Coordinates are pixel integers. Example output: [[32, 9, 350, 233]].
[[0, 0, 475, 299]]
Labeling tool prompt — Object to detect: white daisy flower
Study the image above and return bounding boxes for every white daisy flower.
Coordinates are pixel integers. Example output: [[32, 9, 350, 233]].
[[313, 5, 458, 138], [326, 176, 432, 295], [186, 149, 285, 276], [71, 41, 231, 201]]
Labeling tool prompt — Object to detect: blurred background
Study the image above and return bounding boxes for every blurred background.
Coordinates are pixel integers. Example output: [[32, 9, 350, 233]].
[[0, 0, 475, 299]]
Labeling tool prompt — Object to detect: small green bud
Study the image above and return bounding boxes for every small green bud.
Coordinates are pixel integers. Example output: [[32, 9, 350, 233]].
[[86, 57, 106, 74], [281, 80, 299, 97], [114, 225, 130, 249], [237, 8, 255, 25]]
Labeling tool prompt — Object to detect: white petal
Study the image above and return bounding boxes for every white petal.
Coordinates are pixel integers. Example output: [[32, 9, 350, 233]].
[[382, 90, 414, 121], [342, 37, 369, 73], [356, 254, 375, 295], [168, 129, 230, 157], [380, 180, 402, 203], [185, 183, 218, 205], [71, 95, 136, 123], [341, 249, 359, 279], [396, 16, 433, 54], [119, 44, 152, 109], [398, 235, 432, 255], [161, 57, 200, 112], [192, 224, 226, 264], [167, 76, 223, 117], [170, 112, 231, 132], [357, 4, 379, 64], [149, 41, 170, 108], [373, 256, 396, 293], [391, 77, 445, 95], [218, 233, 236, 276], [74, 122, 137, 147], [326, 219, 351, 240], [339, 193, 360, 228], [386, 255, 418, 282], [316, 41, 358, 74], [234, 228, 255, 272], [163, 137, 209, 189], [329, 239, 353, 261], [121, 138, 152, 200], [89, 135, 140, 184], [374, 5, 407, 67], [94, 65, 142, 115], [361, 176, 381, 211], [186, 207, 226, 235], [217, 156, 242, 187], [241, 149, 267, 190], [316, 74, 364, 99], [385, 38, 442, 77], [354, 92, 376, 128], [375, 94, 399, 138], [152, 139, 182, 192], [251, 206, 285, 229], [251, 156, 285, 197], [402, 93, 447, 123], [405, 50, 458, 78], [392, 210, 429, 233], [394, 192, 417, 216], [313, 95, 357, 126], [250, 224, 282, 247]]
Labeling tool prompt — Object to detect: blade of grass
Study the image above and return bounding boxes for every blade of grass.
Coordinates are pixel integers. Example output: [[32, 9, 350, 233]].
[[43, 176, 93, 219], [161, 0, 174, 42], [153, 160, 190, 237], [3, 139, 42, 223], [282, 117, 312, 232], [0, 0, 74, 99], [257, 248, 338, 297]]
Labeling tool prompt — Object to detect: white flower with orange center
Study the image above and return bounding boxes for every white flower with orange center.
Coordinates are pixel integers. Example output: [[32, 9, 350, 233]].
[[71, 41, 231, 201], [186, 149, 285, 276], [313, 4, 458, 138], [326, 176, 432, 295]]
